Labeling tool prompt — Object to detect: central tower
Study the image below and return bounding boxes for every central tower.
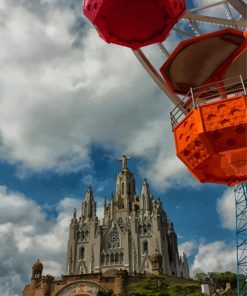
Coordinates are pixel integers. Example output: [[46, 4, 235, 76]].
[[115, 155, 136, 215]]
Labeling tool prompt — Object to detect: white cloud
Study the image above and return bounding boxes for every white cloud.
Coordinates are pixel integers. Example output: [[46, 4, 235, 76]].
[[140, 142, 200, 190], [0, 185, 80, 295], [178, 241, 197, 257], [57, 197, 82, 214], [217, 188, 235, 231], [191, 241, 235, 276], [0, 184, 106, 295], [0, 186, 45, 226], [0, 0, 195, 190]]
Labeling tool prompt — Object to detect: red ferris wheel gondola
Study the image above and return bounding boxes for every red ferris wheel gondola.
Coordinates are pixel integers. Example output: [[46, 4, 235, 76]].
[[83, 0, 185, 49]]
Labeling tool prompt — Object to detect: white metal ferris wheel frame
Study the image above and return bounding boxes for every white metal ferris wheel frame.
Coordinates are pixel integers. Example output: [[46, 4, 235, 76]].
[[132, 0, 247, 111], [131, 1, 247, 295]]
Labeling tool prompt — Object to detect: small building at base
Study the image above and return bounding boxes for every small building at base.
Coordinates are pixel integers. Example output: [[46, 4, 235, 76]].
[[23, 266, 130, 296]]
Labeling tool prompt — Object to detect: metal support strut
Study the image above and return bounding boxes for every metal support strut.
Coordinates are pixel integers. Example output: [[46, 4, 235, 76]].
[[235, 183, 247, 296]]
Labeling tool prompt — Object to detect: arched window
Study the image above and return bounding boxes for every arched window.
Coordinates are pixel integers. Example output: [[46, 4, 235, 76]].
[[106, 254, 109, 265], [143, 241, 148, 254], [115, 253, 119, 264], [79, 247, 85, 259], [110, 253, 114, 264], [128, 183, 131, 194], [143, 224, 147, 235], [120, 252, 124, 264], [122, 182, 124, 194]]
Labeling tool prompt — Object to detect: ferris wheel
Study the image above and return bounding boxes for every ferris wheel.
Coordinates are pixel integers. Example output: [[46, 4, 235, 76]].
[[83, 0, 246, 105], [82, 0, 247, 294]]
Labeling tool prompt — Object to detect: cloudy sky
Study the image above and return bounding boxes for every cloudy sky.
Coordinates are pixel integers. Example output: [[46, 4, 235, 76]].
[[0, 0, 240, 295]]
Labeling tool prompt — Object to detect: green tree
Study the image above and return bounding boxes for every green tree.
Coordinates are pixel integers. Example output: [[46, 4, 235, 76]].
[[209, 271, 237, 289], [125, 277, 203, 296], [126, 276, 169, 296], [194, 273, 209, 282], [168, 283, 201, 296]]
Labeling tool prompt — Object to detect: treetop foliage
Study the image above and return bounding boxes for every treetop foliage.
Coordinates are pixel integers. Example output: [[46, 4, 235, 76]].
[[123, 275, 203, 296], [97, 272, 237, 296], [194, 271, 237, 289]]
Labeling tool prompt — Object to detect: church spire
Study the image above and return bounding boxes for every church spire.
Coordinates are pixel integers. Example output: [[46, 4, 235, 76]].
[[140, 178, 152, 212], [73, 208, 77, 219], [168, 221, 175, 234], [104, 196, 107, 216], [82, 186, 97, 220], [141, 178, 150, 197], [70, 208, 78, 226]]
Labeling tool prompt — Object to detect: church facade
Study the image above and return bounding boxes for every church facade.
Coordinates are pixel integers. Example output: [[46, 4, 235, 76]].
[[23, 156, 190, 296], [66, 156, 189, 278]]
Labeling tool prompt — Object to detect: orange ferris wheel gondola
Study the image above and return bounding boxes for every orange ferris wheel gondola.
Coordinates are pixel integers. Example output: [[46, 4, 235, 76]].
[[160, 29, 247, 186]]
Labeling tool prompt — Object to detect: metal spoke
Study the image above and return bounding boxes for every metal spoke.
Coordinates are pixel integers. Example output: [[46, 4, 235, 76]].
[[183, 10, 247, 28], [190, 0, 225, 12], [172, 27, 195, 37], [224, 0, 235, 20], [132, 49, 184, 108], [188, 18, 202, 35], [228, 0, 247, 19], [157, 43, 170, 57]]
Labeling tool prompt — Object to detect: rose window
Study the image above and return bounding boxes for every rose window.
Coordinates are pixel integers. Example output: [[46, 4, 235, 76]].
[[108, 231, 120, 249]]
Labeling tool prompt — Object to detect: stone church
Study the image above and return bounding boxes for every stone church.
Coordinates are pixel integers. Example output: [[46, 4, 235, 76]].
[[67, 156, 189, 278], [23, 156, 189, 296]]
